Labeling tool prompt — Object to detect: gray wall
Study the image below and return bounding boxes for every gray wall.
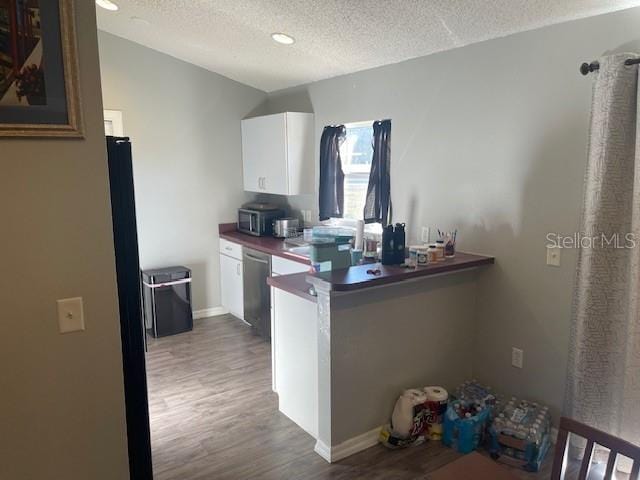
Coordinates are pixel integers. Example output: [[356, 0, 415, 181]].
[[98, 31, 266, 312], [0, 2, 129, 478], [329, 272, 478, 444], [263, 7, 640, 417]]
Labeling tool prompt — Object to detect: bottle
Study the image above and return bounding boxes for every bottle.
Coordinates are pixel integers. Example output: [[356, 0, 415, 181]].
[[435, 239, 445, 261], [394, 223, 406, 264], [427, 244, 439, 263], [408, 246, 419, 267], [416, 247, 429, 266], [381, 225, 395, 265]]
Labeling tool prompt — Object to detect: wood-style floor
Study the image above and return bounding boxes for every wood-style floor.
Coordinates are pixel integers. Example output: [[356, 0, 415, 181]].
[[146, 315, 552, 479]]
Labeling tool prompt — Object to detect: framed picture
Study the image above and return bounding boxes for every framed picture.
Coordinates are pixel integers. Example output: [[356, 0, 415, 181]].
[[0, 0, 82, 137]]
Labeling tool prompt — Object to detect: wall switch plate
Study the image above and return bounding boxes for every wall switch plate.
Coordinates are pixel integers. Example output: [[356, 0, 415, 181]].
[[546, 246, 561, 267], [512, 347, 524, 369], [57, 297, 85, 333], [421, 227, 430, 243]]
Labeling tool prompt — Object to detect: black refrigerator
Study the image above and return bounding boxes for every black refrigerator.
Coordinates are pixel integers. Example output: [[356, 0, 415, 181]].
[[106, 136, 153, 479]]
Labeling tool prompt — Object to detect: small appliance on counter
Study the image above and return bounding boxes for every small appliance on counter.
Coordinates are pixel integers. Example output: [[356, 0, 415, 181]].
[[237, 202, 284, 237], [273, 217, 300, 238]]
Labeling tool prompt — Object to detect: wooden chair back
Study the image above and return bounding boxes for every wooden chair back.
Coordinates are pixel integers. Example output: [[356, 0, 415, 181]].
[[551, 417, 640, 480]]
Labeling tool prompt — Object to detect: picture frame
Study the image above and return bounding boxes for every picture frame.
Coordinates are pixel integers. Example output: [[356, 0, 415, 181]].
[[0, 0, 83, 138]]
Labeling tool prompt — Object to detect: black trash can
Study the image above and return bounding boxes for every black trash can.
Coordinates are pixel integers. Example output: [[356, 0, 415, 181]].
[[142, 266, 193, 338]]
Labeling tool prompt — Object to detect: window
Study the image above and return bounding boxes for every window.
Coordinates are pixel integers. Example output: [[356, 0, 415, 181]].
[[340, 122, 374, 220]]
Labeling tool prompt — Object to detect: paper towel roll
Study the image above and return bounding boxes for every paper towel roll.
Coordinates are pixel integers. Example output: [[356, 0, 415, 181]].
[[424, 386, 448, 402], [355, 220, 364, 251], [424, 386, 448, 440]]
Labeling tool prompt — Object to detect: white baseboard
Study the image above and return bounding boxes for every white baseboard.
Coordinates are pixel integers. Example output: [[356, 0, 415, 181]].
[[314, 440, 332, 462], [313, 423, 558, 464], [314, 425, 382, 463], [193, 306, 229, 319]]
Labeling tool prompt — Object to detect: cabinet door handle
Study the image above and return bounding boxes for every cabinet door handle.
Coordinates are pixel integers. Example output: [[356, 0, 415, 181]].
[[258, 177, 263, 189], [237, 263, 241, 275], [262, 177, 267, 190]]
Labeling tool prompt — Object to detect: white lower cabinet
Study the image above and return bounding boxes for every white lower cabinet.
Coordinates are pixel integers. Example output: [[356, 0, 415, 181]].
[[271, 256, 310, 392], [220, 245, 244, 320], [273, 288, 318, 438]]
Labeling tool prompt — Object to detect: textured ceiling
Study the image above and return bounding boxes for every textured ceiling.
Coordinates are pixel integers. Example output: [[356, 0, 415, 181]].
[[97, 0, 640, 92]]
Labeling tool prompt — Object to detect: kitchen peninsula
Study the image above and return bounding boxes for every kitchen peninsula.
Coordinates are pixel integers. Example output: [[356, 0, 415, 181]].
[[267, 251, 494, 463]]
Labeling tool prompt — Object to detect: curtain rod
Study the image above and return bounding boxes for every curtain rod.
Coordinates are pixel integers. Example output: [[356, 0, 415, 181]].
[[580, 57, 640, 75]]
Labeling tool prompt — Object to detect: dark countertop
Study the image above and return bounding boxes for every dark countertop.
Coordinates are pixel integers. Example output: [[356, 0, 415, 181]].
[[268, 251, 494, 302], [267, 273, 317, 302], [307, 252, 494, 292], [219, 223, 494, 299], [219, 223, 310, 265]]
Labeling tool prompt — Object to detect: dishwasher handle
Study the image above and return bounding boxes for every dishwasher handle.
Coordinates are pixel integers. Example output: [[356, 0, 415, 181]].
[[243, 252, 270, 264]]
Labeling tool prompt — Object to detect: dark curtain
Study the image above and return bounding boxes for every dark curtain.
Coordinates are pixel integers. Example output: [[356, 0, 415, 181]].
[[364, 119, 392, 225], [319, 125, 346, 221]]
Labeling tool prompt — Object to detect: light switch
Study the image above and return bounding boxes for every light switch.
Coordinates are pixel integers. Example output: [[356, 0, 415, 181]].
[[546, 247, 561, 267], [512, 347, 524, 369], [57, 297, 85, 333]]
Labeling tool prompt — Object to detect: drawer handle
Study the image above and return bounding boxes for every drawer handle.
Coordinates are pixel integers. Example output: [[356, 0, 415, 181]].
[[225, 246, 232, 251]]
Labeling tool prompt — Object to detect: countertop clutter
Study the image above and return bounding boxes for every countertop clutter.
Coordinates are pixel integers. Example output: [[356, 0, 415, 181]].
[[308, 252, 494, 292], [268, 252, 494, 301], [221, 223, 494, 301]]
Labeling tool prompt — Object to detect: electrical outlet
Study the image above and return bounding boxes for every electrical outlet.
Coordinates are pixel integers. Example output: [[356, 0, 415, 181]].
[[512, 347, 524, 369], [421, 227, 430, 243], [546, 247, 561, 267]]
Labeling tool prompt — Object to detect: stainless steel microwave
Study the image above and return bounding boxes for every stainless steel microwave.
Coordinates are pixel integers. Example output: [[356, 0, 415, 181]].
[[237, 204, 284, 237]]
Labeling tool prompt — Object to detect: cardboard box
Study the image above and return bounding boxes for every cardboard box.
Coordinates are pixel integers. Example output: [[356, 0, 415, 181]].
[[428, 452, 519, 480]]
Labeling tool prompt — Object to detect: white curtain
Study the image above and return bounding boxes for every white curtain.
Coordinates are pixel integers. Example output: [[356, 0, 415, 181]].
[[565, 53, 640, 453]]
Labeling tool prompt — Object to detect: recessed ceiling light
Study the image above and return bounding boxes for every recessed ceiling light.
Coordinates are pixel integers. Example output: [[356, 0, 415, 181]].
[[96, 0, 119, 11], [271, 33, 295, 45]]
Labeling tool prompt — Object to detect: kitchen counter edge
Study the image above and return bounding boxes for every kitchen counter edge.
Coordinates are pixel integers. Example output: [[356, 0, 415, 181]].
[[306, 252, 494, 292], [218, 223, 310, 265]]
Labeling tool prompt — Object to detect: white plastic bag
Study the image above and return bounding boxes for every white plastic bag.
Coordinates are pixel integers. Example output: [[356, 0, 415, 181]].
[[391, 388, 427, 438]]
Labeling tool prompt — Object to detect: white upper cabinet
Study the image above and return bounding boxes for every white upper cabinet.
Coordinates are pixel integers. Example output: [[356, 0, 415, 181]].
[[241, 112, 314, 196]]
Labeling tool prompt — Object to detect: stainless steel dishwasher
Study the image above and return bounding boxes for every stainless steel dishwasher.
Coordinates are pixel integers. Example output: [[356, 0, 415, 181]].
[[243, 247, 272, 339]]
